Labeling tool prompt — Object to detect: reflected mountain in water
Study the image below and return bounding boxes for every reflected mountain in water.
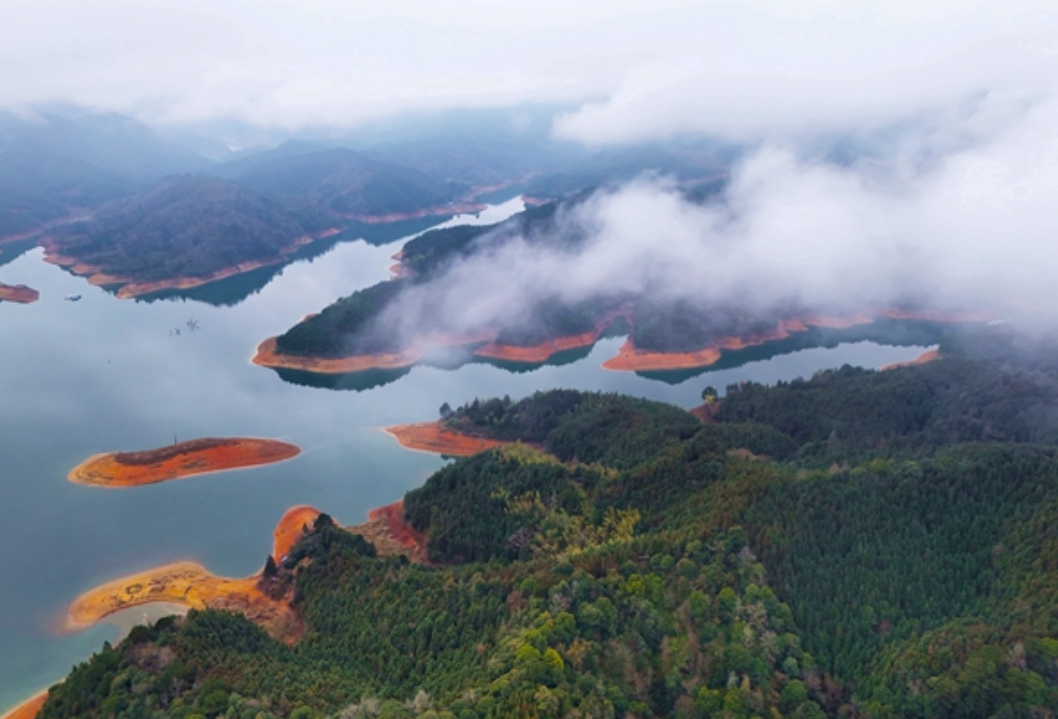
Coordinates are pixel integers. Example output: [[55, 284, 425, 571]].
[[263, 318, 955, 392]]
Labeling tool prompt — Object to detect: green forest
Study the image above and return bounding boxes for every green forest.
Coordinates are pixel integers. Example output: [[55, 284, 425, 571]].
[[50, 176, 332, 282], [36, 326, 1058, 718]]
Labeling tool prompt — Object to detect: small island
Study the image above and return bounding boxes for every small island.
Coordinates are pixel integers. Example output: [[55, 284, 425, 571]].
[[67, 437, 300, 488], [0, 282, 39, 304]]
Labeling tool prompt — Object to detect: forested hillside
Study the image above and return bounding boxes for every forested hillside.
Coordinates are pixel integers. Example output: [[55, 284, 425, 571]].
[[48, 175, 331, 282], [218, 147, 465, 217], [271, 197, 933, 362], [37, 327, 1058, 718]]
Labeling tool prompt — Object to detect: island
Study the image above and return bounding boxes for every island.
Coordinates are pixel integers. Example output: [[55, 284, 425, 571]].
[[0, 282, 39, 304], [67, 437, 300, 488], [254, 195, 991, 380]]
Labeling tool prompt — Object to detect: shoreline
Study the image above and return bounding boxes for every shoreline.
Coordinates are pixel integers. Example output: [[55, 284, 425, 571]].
[[0, 283, 39, 304], [602, 313, 876, 372], [62, 561, 304, 645], [340, 203, 487, 224], [384, 421, 507, 456], [61, 500, 430, 646], [40, 228, 339, 300], [0, 691, 47, 719], [67, 437, 301, 488], [252, 331, 493, 374], [251, 307, 989, 378], [880, 348, 940, 371]]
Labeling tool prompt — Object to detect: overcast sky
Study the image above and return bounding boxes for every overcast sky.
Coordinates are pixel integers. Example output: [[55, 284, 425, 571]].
[[3, 0, 1057, 143]]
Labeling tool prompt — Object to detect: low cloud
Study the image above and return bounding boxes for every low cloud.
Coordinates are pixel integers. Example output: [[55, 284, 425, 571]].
[[377, 92, 1058, 345]]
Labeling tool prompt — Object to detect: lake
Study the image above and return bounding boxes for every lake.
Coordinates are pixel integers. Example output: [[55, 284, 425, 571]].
[[0, 198, 938, 713]]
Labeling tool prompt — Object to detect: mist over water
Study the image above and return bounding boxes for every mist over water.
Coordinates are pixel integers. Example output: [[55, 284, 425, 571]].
[[371, 94, 1058, 352]]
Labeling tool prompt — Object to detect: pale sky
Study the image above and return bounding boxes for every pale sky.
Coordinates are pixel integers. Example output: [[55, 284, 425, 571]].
[[3, 0, 1057, 143]]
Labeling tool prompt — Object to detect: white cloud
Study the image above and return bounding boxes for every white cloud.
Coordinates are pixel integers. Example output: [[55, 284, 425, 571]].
[[374, 91, 1058, 346], [4, 0, 1056, 137]]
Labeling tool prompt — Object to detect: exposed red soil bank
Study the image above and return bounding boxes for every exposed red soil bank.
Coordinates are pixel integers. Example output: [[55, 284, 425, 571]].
[[252, 331, 493, 374], [62, 501, 431, 647], [40, 229, 339, 300], [385, 421, 507, 456], [63, 561, 304, 645], [473, 308, 631, 364], [0, 283, 39, 303], [880, 348, 940, 371], [366, 501, 428, 563], [1, 691, 47, 719], [602, 314, 876, 372], [273, 506, 322, 562], [68, 438, 300, 488]]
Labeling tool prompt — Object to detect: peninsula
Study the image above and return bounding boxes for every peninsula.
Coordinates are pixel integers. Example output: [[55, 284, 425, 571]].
[[67, 437, 300, 488], [384, 421, 508, 456]]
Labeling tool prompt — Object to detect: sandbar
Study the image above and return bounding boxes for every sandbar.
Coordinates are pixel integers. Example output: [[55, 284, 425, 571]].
[[63, 561, 303, 645], [252, 330, 493, 375], [880, 348, 940, 371], [1, 691, 47, 719], [41, 229, 338, 300], [384, 421, 507, 456], [0, 283, 39, 304], [68, 437, 300, 488]]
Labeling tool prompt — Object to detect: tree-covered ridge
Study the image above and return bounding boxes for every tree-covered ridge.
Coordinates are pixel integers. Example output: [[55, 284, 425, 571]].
[[221, 147, 466, 217], [50, 175, 332, 282], [270, 195, 820, 360], [38, 332, 1058, 718]]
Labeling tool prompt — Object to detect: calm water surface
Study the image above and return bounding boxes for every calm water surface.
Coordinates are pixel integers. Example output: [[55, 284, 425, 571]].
[[0, 199, 934, 711]]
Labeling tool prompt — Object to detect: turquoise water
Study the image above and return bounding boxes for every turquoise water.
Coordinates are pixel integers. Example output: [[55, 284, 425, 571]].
[[0, 200, 937, 713]]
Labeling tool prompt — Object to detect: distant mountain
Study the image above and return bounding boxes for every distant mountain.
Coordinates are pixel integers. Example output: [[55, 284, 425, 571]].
[[523, 139, 736, 201], [215, 144, 466, 217], [49, 175, 330, 284], [0, 108, 214, 238]]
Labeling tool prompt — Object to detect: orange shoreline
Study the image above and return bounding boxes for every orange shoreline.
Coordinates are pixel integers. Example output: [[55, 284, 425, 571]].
[[1, 691, 47, 719], [273, 506, 322, 562], [880, 348, 940, 371], [602, 314, 875, 372], [40, 228, 339, 300], [63, 501, 430, 645], [67, 437, 300, 488], [0, 283, 39, 304], [252, 331, 494, 374], [384, 421, 507, 456], [62, 561, 304, 644]]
